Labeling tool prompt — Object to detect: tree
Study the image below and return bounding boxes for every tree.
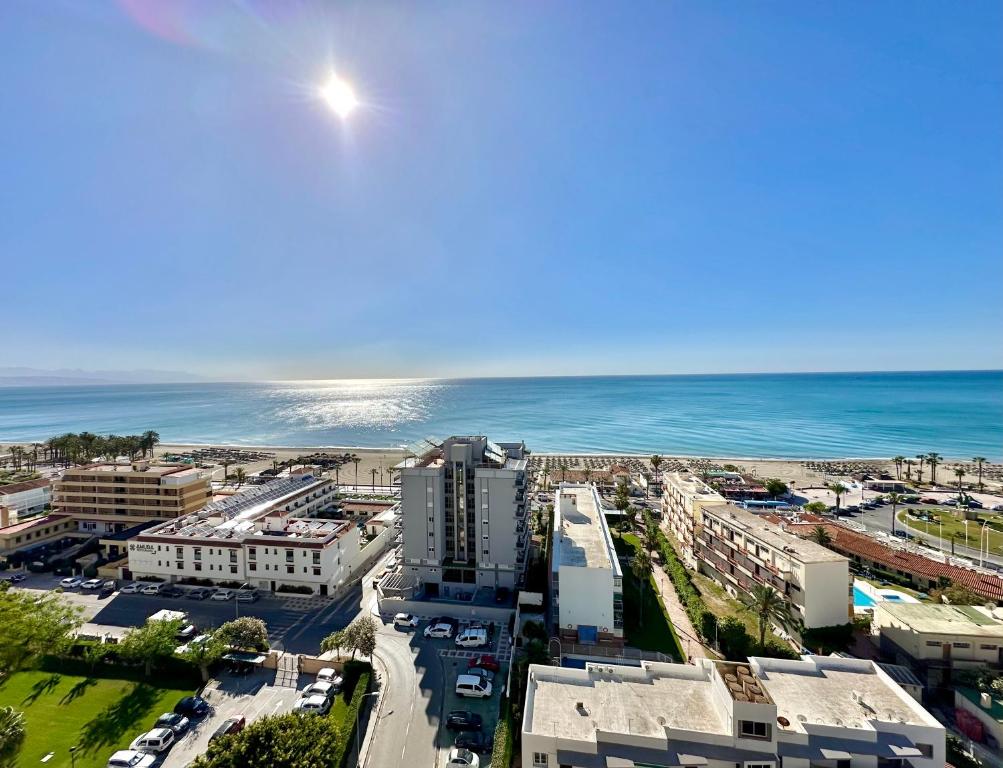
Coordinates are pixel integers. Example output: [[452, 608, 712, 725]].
[[642, 511, 660, 556], [221, 460, 231, 485], [179, 632, 227, 682], [191, 711, 344, 768], [717, 616, 752, 660], [540, 467, 551, 490], [631, 549, 652, 627], [119, 618, 183, 677], [972, 457, 987, 491], [903, 459, 915, 481], [0, 582, 81, 677], [141, 430, 160, 457], [930, 582, 983, 606], [613, 483, 631, 533], [346, 616, 377, 659], [233, 467, 247, 489], [827, 483, 848, 516], [558, 461, 568, 483], [887, 492, 902, 536], [809, 526, 833, 547], [0, 706, 26, 768], [650, 455, 663, 475], [320, 629, 348, 659], [218, 617, 269, 652], [803, 501, 828, 515], [892, 456, 905, 480], [926, 452, 941, 485], [370, 468, 378, 491], [582, 468, 593, 484], [351, 454, 361, 489], [954, 466, 965, 493], [764, 479, 788, 499], [740, 584, 795, 651]]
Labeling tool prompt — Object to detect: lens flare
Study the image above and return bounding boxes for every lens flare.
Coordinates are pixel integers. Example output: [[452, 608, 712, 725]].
[[320, 74, 358, 119]]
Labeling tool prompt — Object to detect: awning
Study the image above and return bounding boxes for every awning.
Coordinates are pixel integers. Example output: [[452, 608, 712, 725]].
[[222, 652, 267, 664]]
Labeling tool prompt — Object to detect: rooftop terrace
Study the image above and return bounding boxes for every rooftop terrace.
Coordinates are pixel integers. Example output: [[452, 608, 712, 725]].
[[874, 602, 1003, 636], [554, 483, 618, 571]]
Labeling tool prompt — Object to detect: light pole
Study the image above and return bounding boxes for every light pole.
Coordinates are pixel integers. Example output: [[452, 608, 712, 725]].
[[355, 691, 379, 767]]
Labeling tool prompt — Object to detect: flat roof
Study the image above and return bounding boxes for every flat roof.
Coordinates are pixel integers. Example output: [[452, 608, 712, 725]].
[[526, 662, 729, 741], [0, 478, 51, 496], [752, 656, 937, 733], [554, 484, 618, 571], [0, 513, 70, 536], [875, 602, 1003, 636], [703, 503, 846, 564]]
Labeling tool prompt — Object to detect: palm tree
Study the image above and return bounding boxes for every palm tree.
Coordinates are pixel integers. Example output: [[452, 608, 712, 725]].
[[887, 492, 902, 535], [559, 460, 568, 483], [0, 705, 26, 767], [650, 455, 663, 475], [541, 467, 551, 491], [892, 456, 905, 480], [973, 457, 987, 491], [334, 464, 341, 487], [827, 482, 848, 516], [583, 468, 593, 485], [740, 584, 795, 651], [370, 468, 378, 491], [954, 466, 965, 493], [233, 467, 246, 488], [809, 525, 833, 547], [631, 549, 652, 627], [141, 430, 160, 457], [926, 452, 941, 486], [914, 455, 925, 484], [903, 459, 915, 481], [351, 455, 361, 490], [221, 460, 231, 485]]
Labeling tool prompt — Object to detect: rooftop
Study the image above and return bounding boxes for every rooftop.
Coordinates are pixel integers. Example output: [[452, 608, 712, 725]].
[[664, 472, 726, 503], [874, 602, 1003, 636], [752, 656, 938, 733], [63, 462, 204, 480], [0, 513, 70, 536], [526, 661, 730, 741], [0, 478, 52, 496], [554, 484, 618, 571], [703, 503, 846, 564]]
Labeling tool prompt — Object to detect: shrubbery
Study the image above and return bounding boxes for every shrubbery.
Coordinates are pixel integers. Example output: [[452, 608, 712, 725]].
[[276, 584, 315, 594], [490, 694, 514, 768]]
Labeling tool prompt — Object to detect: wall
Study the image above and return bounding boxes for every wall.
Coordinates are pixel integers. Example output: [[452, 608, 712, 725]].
[[557, 564, 617, 638], [800, 559, 852, 628]]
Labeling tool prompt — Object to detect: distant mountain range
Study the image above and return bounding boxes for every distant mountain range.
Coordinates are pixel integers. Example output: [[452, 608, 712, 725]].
[[0, 367, 206, 386]]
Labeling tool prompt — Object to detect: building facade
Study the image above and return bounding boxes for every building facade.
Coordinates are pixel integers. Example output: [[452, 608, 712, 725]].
[[551, 483, 623, 646], [663, 472, 851, 630], [0, 478, 52, 519], [53, 460, 212, 534], [400, 436, 529, 595], [126, 475, 365, 595], [522, 655, 945, 768]]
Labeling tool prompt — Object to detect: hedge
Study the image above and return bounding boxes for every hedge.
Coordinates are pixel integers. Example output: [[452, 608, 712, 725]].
[[37, 641, 203, 687], [490, 693, 514, 768], [334, 660, 374, 768]]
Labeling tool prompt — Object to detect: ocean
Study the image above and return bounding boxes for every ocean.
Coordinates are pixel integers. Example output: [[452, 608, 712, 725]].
[[0, 371, 1000, 459]]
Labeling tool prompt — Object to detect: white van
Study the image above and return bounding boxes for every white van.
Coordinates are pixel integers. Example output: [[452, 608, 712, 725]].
[[455, 628, 488, 648], [130, 727, 176, 753], [455, 674, 492, 699]]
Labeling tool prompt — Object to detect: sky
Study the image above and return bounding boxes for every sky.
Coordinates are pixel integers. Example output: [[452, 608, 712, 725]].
[[2, 1, 1001, 381]]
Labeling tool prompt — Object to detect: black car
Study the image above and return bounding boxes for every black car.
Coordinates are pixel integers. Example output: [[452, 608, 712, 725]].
[[455, 731, 493, 753], [445, 710, 483, 731], [155, 712, 191, 734], [174, 695, 210, 718], [161, 586, 185, 598], [187, 588, 212, 600]]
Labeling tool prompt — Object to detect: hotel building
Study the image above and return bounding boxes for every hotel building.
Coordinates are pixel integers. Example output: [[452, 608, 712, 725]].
[[551, 483, 624, 646], [0, 478, 52, 520], [400, 436, 529, 596], [663, 472, 850, 629], [53, 460, 212, 535], [126, 474, 363, 595], [522, 655, 945, 768]]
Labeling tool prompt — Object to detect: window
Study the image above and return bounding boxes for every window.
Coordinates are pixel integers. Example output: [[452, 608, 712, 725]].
[[745, 763, 774, 768], [176, 561, 184, 569], [980, 644, 998, 650], [312, 552, 320, 565], [285, 549, 294, 562], [917, 744, 933, 758], [249, 563, 257, 572], [248, 548, 256, 560], [532, 754, 548, 768], [175, 546, 183, 559], [739, 721, 771, 739], [926, 640, 942, 647], [194, 548, 202, 561], [953, 642, 970, 649], [286, 565, 294, 574], [230, 565, 237, 574], [194, 563, 202, 572], [313, 567, 321, 576]]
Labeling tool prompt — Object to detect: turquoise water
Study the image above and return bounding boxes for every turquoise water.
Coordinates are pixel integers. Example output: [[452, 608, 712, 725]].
[[0, 370, 1000, 458], [852, 586, 874, 607]]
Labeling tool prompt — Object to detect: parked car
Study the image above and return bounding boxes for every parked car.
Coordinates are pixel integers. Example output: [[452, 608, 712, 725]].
[[211, 589, 234, 601], [316, 668, 344, 689], [454, 731, 493, 753], [394, 612, 419, 628], [120, 582, 142, 594], [101, 579, 117, 592], [9, 573, 26, 583], [176, 624, 198, 642], [424, 622, 454, 639], [446, 747, 480, 768], [236, 588, 259, 602], [81, 578, 104, 590], [209, 715, 246, 743], [154, 712, 190, 735], [920, 497, 938, 504], [445, 710, 483, 731], [455, 628, 488, 648], [455, 674, 492, 698], [302, 681, 338, 699], [293, 694, 332, 715], [173, 695, 210, 718], [130, 727, 176, 753], [141, 583, 166, 595], [968, 500, 984, 509], [992, 504, 1003, 512], [60, 576, 84, 588], [943, 498, 958, 506], [467, 667, 495, 683], [467, 655, 500, 673], [186, 588, 212, 600], [106, 750, 156, 768], [161, 585, 185, 598]]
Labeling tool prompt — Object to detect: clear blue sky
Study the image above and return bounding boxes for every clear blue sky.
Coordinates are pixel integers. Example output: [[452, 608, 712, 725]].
[[3, 1, 1001, 380]]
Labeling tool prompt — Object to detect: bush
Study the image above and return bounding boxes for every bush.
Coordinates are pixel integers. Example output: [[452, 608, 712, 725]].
[[276, 584, 314, 595], [801, 623, 854, 654], [490, 694, 514, 768], [522, 620, 547, 642], [334, 661, 374, 768]]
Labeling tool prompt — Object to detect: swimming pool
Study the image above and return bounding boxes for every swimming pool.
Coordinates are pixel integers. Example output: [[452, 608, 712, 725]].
[[852, 585, 874, 607]]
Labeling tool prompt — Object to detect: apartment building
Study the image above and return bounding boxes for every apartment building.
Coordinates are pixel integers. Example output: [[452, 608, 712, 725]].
[[0, 513, 75, 558], [522, 655, 945, 768], [53, 460, 211, 534], [663, 472, 850, 629], [551, 483, 623, 646], [127, 475, 360, 595], [0, 478, 52, 519], [400, 436, 529, 596]]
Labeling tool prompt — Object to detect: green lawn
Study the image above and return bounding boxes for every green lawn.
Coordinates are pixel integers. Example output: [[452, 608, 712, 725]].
[[0, 670, 194, 768], [613, 534, 683, 660], [897, 509, 1003, 553]]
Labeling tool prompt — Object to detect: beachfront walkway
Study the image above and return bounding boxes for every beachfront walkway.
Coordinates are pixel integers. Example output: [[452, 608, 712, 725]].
[[652, 558, 712, 661]]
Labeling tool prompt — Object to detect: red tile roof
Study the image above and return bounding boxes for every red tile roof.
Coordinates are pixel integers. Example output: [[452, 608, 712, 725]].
[[0, 478, 52, 496], [786, 522, 1003, 601]]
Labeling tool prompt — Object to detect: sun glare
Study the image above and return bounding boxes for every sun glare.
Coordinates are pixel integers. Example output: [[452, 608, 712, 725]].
[[320, 74, 358, 119]]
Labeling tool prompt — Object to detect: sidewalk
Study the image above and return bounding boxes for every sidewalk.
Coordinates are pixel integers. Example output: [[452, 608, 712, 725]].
[[651, 559, 712, 660]]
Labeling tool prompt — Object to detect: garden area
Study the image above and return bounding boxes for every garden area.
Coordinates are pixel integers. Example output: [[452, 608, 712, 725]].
[[612, 533, 684, 660], [0, 669, 193, 768], [897, 509, 1003, 552]]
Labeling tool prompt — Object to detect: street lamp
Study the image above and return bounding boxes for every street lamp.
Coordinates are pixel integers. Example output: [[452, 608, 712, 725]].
[[355, 691, 379, 767]]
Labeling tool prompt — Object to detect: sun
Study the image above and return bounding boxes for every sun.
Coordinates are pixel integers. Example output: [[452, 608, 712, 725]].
[[320, 74, 359, 119]]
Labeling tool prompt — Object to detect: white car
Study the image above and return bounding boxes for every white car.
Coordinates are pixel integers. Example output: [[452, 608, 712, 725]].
[[106, 750, 157, 768], [992, 504, 1003, 512], [211, 589, 234, 601], [394, 612, 419, 628], [60, 576, 84, 588], [424, 622, 454, 639], [446, 747, 480, 768], [302, 680, 338, 698], [81, 578, 105, 590], [293, 694, 332, 715], [120, 582, 142, 594], [130, 727, 176, 753], [141, 583, 165, 595], [316, 668, 345, 688]]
